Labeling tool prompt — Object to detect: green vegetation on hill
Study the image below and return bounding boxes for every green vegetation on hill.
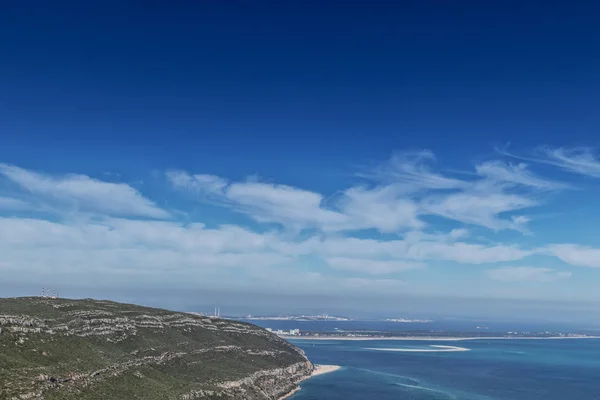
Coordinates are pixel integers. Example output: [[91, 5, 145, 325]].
[[0, 297, 312, 400]]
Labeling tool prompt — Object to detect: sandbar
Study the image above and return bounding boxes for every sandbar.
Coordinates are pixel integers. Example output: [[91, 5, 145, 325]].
[[366, 345, 470, 352], [278, 364, 341, 399]]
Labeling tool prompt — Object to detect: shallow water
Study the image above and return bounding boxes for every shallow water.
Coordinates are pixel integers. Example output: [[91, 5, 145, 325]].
[[289, 338, 600, 400]]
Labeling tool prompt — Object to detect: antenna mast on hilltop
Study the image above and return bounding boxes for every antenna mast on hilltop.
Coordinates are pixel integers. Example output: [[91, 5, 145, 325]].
[[40, 287, 60, 299]]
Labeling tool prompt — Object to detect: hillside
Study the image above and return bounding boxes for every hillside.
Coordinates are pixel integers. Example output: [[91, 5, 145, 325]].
[[0, 297, 313, 400]]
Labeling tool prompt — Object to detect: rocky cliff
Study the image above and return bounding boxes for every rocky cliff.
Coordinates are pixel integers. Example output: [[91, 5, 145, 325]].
[[0, 297, 313, 400]]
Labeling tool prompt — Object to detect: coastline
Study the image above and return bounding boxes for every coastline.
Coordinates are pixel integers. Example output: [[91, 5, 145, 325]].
[[311, 364, 342, 376], [279, 365, 341, 400], [279, 387, 301, 400], [283, 335, 600, 342]]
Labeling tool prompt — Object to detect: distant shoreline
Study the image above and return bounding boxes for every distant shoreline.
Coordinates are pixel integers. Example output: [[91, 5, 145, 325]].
[[279, 365, 341, 400], [283, 335, 600, 341]]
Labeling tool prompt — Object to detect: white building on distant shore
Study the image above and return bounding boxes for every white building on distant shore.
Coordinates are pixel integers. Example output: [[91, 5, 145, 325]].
[[266, 328, 300, 336]]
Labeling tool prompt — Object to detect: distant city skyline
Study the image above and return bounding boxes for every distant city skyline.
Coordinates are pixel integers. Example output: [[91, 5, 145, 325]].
[[2, 2, 600, 322]]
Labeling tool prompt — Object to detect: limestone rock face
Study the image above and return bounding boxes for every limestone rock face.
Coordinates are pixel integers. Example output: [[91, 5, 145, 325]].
[[0, 297, 313, 400]]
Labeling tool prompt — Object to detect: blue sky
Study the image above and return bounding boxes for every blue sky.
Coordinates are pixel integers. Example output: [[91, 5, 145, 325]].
[[2, 2, 600, 320]]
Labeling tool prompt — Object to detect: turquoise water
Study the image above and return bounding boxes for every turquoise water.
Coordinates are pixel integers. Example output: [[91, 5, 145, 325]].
[[289, 339, 600, 399]]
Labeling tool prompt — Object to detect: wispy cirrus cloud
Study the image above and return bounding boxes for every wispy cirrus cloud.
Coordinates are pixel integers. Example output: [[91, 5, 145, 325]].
[[421, 192, 536, 231], [360, 152, 563, 231], [0, 164, 169, 219], [168, 170, 421, 233], [170, 150, 564, 233], [487, 266, 571, 283], [166, 171, 228, 197], [541, 147, 600, 178], [361, 150, 467, 191], [474, 160, 570, 190], [498, 146, 600, 178], [225, 181, 349, 231]]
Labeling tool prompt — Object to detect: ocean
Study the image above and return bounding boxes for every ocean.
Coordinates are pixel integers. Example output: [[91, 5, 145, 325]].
[[287, 338, 600, 399], [239, 320, 600, 399]]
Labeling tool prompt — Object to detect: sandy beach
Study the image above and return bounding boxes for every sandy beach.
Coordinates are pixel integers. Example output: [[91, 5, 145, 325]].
[[278, 364, 341, 399], [311, 364, 342, 376]]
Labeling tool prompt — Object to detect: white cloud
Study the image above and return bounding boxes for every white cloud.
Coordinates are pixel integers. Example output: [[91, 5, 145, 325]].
[[475, 161, 568, 190], [511, 215, 530, 225], [2, 148, 594, 300], [449, 228, 469, 239], [168, 170, 354, 231], [0, 217, 274, 254], [541, 147, 600, 178], [404, 241, 534, 264], [0, 214, 540, 292], [499, 146, 600, 178], [363, 153, 554, 231], [0, 164, 169, 219], [315, 236, 534, 264], [548, 244, 600, 268], [0, 217, 287, 278], [166, 171, 228, 196], [169, 171, 421, 232], [169, 154, 548, 234], [0, 216, 421, 297], [413, 160, 553, 231], [338, 185, 422, 232], [168, 152, 561, 234], [422, 192, 537, 231], [226, 181, 348, 230], [402, 228, 468, 243], [487, 266, 571, 282], [326, 257, 424, 275], [364, 150, 466, 190]]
